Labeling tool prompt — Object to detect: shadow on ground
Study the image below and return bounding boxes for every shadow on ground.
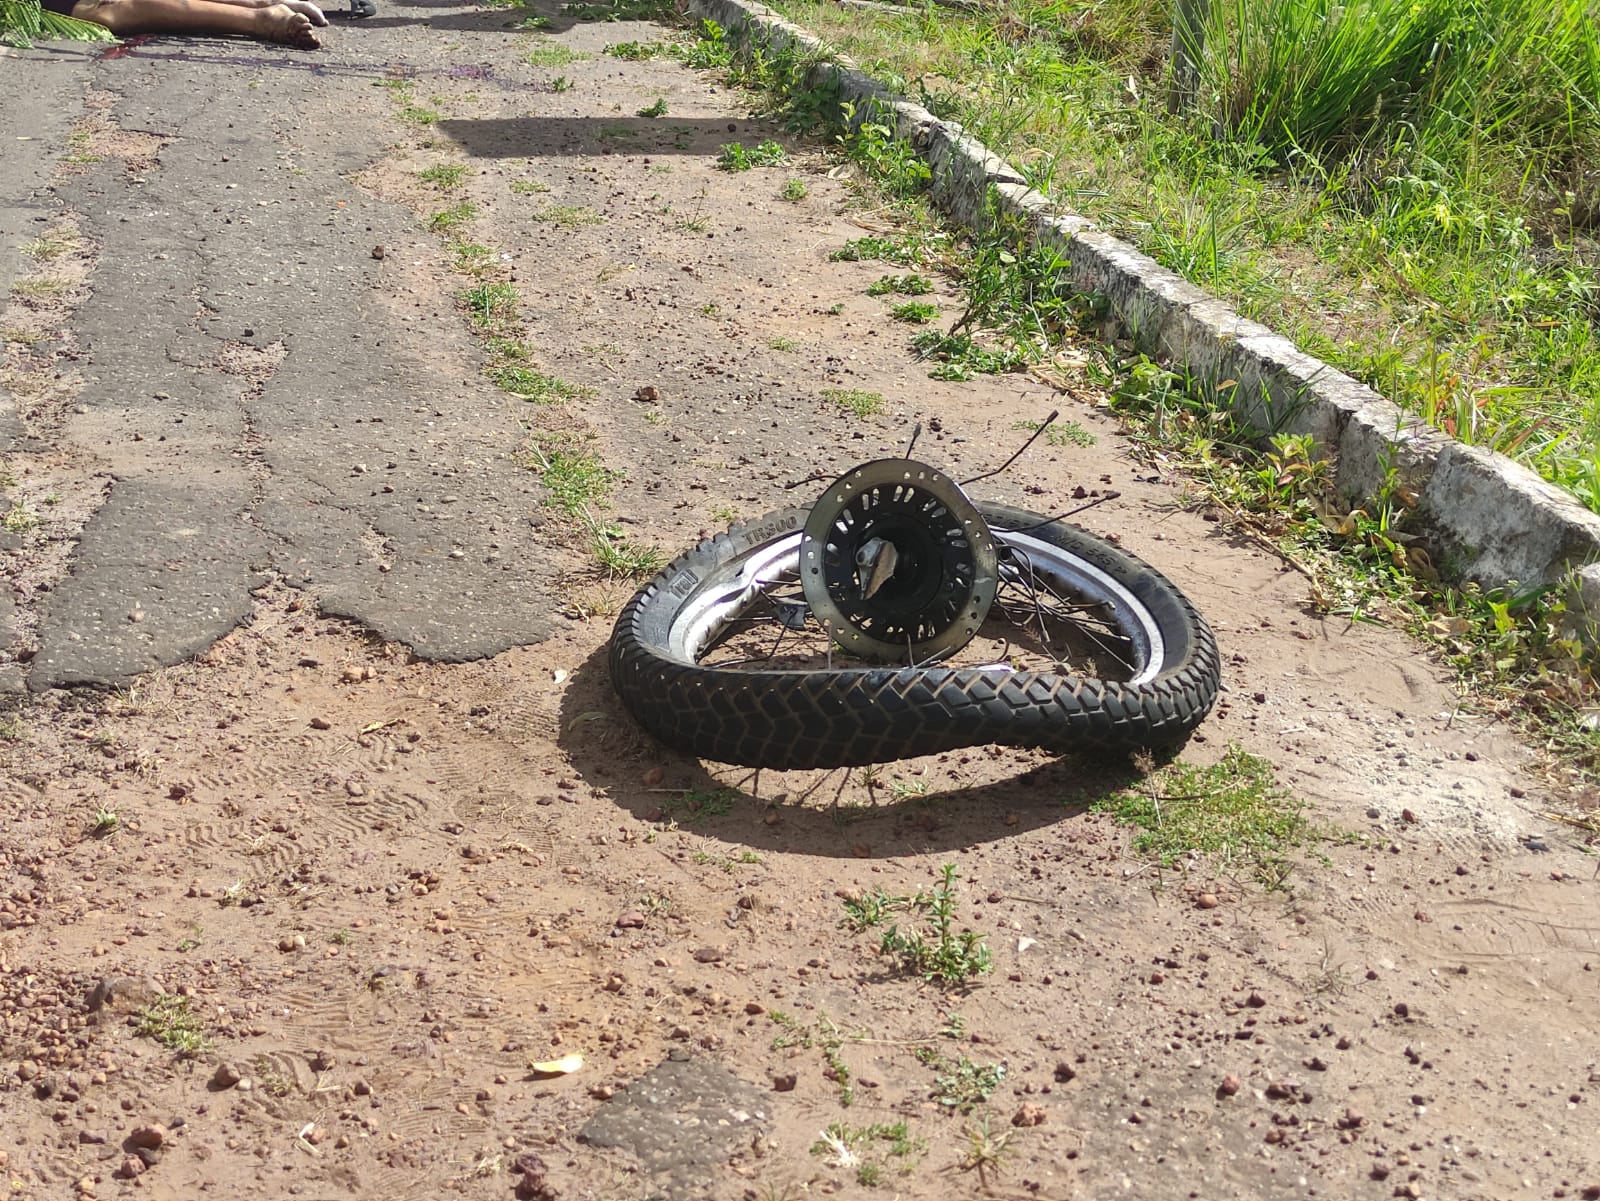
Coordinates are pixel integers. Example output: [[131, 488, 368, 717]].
[[555, 640, 1145, 860]]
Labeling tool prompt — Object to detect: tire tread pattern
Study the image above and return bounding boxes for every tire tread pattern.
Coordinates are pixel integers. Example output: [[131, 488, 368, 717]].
[[609, 503, 1220, 768]]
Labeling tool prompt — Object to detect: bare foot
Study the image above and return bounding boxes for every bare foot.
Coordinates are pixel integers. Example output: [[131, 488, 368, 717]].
[[283, 0, 327, 25], [262, 3, 320, 46]]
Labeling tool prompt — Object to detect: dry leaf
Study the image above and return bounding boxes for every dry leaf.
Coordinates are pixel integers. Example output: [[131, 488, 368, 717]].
[[1407, 546, 1439, 581]]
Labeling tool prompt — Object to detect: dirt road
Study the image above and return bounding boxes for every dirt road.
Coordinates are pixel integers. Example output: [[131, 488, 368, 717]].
[[1, 6, 1597, 1200]]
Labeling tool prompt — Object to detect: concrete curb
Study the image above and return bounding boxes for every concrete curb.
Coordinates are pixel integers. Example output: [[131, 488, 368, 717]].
[[688, 0, 1600, 608]]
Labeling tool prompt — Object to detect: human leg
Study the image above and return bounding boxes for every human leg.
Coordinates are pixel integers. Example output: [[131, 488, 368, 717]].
[[69, 0, 322, 46]]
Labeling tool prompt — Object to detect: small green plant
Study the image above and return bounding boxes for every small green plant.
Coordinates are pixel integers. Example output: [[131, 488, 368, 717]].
[[887, 775, 930, 801], [460, 282, 519, 330], [768, 336, 798, 351], [550, 75, 573, 93], [779, 178, 808, 201], [419, 163, 468, 190], [532, 204, 603, 229], [428, 201, 477, 233], [839, 886, 909, 933], [525, 42, 583, 67], [916, 1047, 1005, 1112], [329, 927, 355, 946], [133, 995, 207, 1055], [867, 273, 932, 296], [710, 504, 739, 523], [672, 18, 733, 69], [717, 140, 788, 171], [637, 97, 669, 118], [590, 522, 665, 578], [767, 1010, 812, 1050], [510, 179, 552, 195], [605, 39, 662, 59], [659, 787, 737, 823], [1095, 745, 1313, 887], [1, 505, 40, 534], [913, 330, 1028, 381], [890, 300, 938, 324], [399, 102, 442, 126], [89, 807, 119, 837], [830, 235, 926, 266], [879, 864, 991, 984], [1014, 419, 1096, 448], [957, 1114, 1013, 1187], [822, 388, 885, 418], [810, 1120, 920, 1181], [838, 102, 931, 198]]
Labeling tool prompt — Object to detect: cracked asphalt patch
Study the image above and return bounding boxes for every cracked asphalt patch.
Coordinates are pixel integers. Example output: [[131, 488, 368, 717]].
[[3, 33, 559, 688]]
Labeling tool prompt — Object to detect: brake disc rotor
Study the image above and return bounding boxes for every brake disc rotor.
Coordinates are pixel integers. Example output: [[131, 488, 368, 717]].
[[799, 459, 999, 663]]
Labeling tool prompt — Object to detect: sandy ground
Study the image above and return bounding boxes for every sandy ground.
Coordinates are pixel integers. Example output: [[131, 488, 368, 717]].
[[2, 6, 1598, 1201]]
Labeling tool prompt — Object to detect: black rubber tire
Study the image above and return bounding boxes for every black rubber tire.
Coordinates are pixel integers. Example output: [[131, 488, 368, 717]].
[[609, 502, 1220, 768]]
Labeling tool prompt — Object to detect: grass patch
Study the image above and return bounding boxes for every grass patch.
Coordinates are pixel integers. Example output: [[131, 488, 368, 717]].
[[419, 163, 468, 190], [716, 140, 788, 171], [398, 103, 442, 126], [11, 276, 70, 299], [866, 273, 932, 296], [659, 787, 737, 823], [1095, 744, 1311, 887], [767, 0, 1600, 512], [779, 178, 808, 201], [1, 505, 40, 534], [1014, 418, 1095, 448], [525, 42, 585, 67], [811, 1121, 922, 1180], [562, 0, 676, 19], [133, 995, 207, 1055], [22, 231, 78, 260], [450, 241, 497, 275], [489, 365, 590, 403], [427, 201, 477, 232], [822, 387, 885, 418], [460, 281, 519, 329], [531, 204, 604, 228], [829, 234, 930, 266], [605, 39, 664, 59], [890, 300, 938, 324], [637, 97, 669, 118], [529, 442, 616, 514]]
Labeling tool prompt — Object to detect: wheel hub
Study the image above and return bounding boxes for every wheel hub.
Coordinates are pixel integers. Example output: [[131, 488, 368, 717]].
[[799, 459, 998, 663]]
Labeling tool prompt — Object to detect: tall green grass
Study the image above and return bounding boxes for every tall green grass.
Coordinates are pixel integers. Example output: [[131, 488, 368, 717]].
[[772, 0, 1600, 511]]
